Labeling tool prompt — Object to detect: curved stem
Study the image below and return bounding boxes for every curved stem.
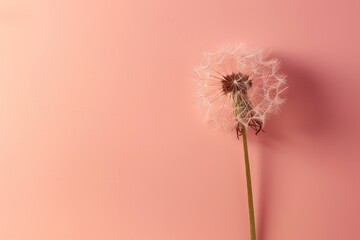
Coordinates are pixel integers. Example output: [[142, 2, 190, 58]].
[[241, 125, 256, 240]]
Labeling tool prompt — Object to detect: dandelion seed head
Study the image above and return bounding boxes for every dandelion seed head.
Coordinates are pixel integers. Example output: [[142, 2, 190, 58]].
[[194, 43, 287, 136]]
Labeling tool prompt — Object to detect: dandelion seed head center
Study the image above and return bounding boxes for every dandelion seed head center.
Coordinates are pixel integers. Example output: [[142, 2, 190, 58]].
[[221, 72, 252, 94]]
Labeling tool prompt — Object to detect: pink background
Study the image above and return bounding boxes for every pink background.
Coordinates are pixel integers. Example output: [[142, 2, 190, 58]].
[[1, 0, 360, 239]]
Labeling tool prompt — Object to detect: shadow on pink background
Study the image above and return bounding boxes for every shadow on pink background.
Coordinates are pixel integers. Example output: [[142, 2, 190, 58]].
[[256, 54, 348, 240], [0, 0, 360, 240]]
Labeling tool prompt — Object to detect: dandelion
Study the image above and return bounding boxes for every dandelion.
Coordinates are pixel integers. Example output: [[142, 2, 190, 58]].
[[194, 43, 287, 240], [194, 43, 287, 138]]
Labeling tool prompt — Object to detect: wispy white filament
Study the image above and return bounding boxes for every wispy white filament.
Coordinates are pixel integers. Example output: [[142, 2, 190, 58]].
[[194, 43, 287, 133]]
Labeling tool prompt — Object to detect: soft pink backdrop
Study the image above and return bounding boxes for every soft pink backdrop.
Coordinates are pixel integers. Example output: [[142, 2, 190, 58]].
[[1, 0, 360, 239]]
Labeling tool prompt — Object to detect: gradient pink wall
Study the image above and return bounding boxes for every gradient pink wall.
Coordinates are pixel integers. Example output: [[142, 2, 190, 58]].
[[1, 0, 360, 239]]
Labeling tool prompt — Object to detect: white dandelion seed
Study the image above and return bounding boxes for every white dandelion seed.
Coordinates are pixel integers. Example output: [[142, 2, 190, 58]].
[[194, 43, 287, 137]]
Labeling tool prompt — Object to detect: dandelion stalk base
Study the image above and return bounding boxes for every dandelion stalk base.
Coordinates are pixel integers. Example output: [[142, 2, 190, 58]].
[[241, 125, 256, 240]]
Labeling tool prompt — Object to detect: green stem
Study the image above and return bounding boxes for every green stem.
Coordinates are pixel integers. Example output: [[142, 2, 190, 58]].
[[241, 125, 256, 240]]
